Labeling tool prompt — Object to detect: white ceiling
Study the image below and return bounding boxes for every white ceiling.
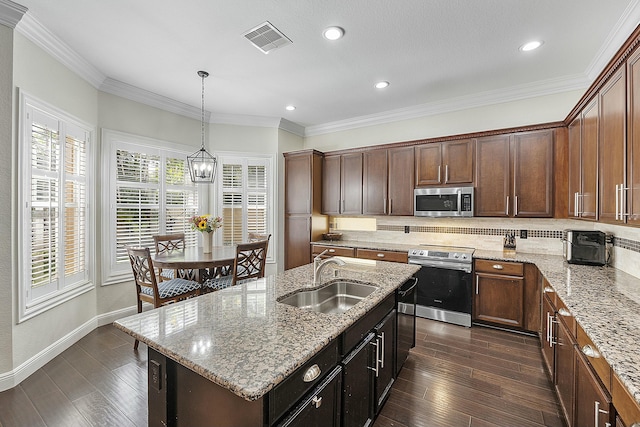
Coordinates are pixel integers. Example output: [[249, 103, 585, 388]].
[[12, 0, 640, 134]]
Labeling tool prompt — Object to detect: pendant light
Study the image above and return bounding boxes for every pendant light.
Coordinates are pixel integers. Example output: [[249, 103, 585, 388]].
[[187, 70, 217, 183]]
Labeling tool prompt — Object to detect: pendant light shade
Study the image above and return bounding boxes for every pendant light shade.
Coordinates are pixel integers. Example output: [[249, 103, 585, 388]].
[[187, 70, 217, 183]]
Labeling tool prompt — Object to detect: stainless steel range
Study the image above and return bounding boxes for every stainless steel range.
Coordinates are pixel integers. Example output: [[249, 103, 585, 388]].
[[407, 245, 475, 327]]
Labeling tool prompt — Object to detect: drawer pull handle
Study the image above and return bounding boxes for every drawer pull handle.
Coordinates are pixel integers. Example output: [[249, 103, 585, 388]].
[[328, 249, 335, 253], [312, 396, 322, 409], [543, 286, 554, 293], [558, 308, 571, 317], [582, 344, 601, 359], [377, 253, 385, 258], [492, 264, 504, 270], [303, 364, 321, 382]]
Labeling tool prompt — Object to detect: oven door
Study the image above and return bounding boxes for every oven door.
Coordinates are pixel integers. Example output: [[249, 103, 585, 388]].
[[412, 264, 472, 323]]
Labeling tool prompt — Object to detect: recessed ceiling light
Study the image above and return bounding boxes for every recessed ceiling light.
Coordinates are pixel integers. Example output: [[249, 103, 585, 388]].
[[375, 81, 390, 89], [520, 40, 543, 52], [323, 26, 344, 41], [285, 105, 296, 111]]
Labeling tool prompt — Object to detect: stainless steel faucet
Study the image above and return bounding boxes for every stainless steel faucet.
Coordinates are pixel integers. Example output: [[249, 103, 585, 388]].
[[313, 250, 346, 286]]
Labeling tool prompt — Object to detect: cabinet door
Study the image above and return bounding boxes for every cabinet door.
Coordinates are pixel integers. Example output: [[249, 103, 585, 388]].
[[342, 333, 374, 427], [627, 48, 640, 225], [374, 310, 396, 414], [475, 135, 510, 216], [582, 98, 600, 220], [285, 216, 311, 270], [322, 155, 341, 215], [599, 67, 627, 223], [473, 273, 523, 328], [568, 117, 582, 217], [277, 366, 342, 427], [387, 146, 414, 215], [512, 130, 554, 217], [541, 293, 555, 379], [555, 316, 576, 427], [341, 153, 363, 215], [442, 139, 474, 184], [575, 349, 613, 427], [286, 154, 313, 214], [363, 149, 388, 215], [415, 143, 442, 186]]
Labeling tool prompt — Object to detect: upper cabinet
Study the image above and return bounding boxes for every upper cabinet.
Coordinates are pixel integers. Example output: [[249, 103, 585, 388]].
[[476, 130, 554, 217], [415, 139, 474, 186], [598, 67, 627, 224], [322, 153, 363, 215], [387, 146, 415, 215], [362, 149, 388, 215], [568, 99, 599, 220], [628, 48, 640, 225]]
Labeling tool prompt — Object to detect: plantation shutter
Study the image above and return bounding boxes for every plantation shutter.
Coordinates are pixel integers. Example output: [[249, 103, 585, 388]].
[[222, 164, 243, 244], [165, 157, 199, 247], [115, 150, 160, 263], [247, 165, 267, 235]]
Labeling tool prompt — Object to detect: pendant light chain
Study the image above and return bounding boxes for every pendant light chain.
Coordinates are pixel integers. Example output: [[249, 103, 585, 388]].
[[199, 70, 209, 150]]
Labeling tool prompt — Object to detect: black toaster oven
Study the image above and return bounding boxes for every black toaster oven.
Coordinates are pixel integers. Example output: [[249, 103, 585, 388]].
[[563, 230, 606, 266]]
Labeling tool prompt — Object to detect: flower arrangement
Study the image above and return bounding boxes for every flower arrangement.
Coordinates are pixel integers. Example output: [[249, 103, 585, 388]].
[[189, 214, 223, 233]]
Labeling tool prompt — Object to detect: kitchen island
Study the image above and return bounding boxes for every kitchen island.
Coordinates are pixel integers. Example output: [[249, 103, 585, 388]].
[[114, 260, 419, 427]]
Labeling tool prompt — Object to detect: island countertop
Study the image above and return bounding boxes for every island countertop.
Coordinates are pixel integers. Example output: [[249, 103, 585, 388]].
[[113, 260, 419, 401]]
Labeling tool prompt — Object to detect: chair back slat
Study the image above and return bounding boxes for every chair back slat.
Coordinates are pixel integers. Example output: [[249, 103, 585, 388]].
[[233, 238, 269, 284], [127, 246, 160, 302], [153, 233, 186, 254]]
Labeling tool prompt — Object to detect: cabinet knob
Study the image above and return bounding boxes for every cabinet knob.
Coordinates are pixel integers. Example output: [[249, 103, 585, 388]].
[[557, 308, 571, 317], [582, 344, 601, 359], [303, 364, 321, 382], [543, 286, 554, 293], [492, 264, 504, 270], [328, 249, 335, 253], [377, 253, 385, 258]]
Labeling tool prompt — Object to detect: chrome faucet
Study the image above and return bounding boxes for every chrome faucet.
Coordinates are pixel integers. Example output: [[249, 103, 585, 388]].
[[313, 250, 346, 286]]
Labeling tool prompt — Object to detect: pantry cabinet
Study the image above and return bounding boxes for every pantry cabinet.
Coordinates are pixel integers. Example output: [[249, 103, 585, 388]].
[[475, 130, 554, 217], [415, 139, 474, 186]]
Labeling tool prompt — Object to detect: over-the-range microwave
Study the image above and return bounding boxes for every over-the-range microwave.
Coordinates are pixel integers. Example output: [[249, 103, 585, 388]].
[[414, 186, 474, 217]]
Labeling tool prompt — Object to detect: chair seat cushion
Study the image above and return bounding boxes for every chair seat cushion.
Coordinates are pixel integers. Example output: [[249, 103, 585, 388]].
[[203, 275, 233, 291], [140, 278, 201, 299]]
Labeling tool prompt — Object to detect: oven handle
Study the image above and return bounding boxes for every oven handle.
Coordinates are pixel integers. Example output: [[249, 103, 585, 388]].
[[408, 258, 472, 273]]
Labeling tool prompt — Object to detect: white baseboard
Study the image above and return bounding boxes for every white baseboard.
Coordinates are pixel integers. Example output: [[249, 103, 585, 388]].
[[0, 305, 139, 392]]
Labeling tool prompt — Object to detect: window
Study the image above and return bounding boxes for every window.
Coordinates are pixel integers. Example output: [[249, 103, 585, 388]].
[[19, 92, 94, 321], [216, 154, 275, 262], [102, 130, 202, 284]]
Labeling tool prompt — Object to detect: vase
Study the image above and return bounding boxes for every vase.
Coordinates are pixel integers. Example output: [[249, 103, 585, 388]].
[[203, 231, 213, 253]]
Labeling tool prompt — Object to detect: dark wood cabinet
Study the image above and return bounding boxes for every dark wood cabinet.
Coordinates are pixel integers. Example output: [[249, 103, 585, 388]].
[[285, 151, 327, 270], [322, 153, 363, 215], [387, 146, 415, 215], [362, 149, 388, 215], [555, 311, 577, 427], [569, 100, 599, 220], [627, 48, 640, 225], [473, 260, 524, 328], [568, 116, 582, 217], [599, 67, 627, 223], [415, 139, 474, 186], [541, 290, 556, 379], [476, 130, 554, 217], [575, 348, 613, 427]]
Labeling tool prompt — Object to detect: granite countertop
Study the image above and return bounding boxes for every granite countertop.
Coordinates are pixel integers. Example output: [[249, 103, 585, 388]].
[[317, 240, 640, 405], [113, 260, 419, 401]]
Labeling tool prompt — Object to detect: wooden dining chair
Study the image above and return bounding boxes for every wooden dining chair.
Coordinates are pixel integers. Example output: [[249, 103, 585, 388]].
[[127, 246, 201, 350], [153, 233, 186, 282], [203, 239, 269, 292], [248, 232, 271, 242]]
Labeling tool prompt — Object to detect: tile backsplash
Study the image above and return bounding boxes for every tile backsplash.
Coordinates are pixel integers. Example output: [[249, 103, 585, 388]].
[[331, 216, 640, 279]]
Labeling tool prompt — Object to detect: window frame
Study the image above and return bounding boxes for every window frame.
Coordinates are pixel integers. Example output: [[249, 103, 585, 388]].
[[17, 90, 96, 322], [215, 152, 276, 264], [101, 129, 206, 285]]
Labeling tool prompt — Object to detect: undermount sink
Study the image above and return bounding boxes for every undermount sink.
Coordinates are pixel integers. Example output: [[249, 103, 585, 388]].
[[278, 281, 377, 314]]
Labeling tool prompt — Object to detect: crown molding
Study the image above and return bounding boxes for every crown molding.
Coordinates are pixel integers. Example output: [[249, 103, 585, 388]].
[[278, 118, 305, 137], [15, 13, 105, 88], [0, 0, 26, 29], [304, 74, 589, 137]]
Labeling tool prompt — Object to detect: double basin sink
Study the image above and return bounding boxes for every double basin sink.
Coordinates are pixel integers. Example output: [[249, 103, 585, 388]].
[[278, 281, 377, 314]]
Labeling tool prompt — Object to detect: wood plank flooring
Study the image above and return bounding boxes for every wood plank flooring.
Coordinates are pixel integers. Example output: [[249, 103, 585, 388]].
[[0, 318, 563, 427]]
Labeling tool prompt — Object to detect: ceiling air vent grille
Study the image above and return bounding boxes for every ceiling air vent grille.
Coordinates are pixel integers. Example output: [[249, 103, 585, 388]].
[[243, 21, 292, 54]]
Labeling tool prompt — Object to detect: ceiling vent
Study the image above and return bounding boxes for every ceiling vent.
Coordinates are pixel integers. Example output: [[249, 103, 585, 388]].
[[243, 21, 292, 54]]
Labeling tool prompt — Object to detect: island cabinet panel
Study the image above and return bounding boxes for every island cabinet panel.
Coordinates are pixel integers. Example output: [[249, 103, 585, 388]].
[[475, 130, 554, 217], [342, 332, 375, 427], [598, 66, 627, 224], [373, 310, 396, 413], [387, 146, 415, 215], [627, 47, 640, 225], [575, 348, 613, 427], [362, 149, 388, 215]]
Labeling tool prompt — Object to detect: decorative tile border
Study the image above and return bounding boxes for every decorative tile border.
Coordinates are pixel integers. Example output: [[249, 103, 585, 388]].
[[376, 224, 564, 239]]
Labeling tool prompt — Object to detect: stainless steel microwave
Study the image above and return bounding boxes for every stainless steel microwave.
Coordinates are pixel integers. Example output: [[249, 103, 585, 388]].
[[414, 187, 474, 217]]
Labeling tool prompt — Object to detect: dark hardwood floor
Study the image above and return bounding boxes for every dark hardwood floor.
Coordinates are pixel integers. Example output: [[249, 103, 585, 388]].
[[0, 318, 563, 427]]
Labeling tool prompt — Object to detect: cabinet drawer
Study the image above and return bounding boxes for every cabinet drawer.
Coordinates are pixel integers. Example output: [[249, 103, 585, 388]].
[[269, 339, 339, 425], [555, 297, 576, 338], [311, 244, 355, 258], [475, 259, 524, 276], [341, 293, 395, 357], [577, 324, 612, 392], [356, 248, 408, 263], [612, 373, 640, 427]]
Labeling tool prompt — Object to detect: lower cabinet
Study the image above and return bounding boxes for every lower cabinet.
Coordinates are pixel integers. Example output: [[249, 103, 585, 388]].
[[555, 312, 576, 427], [575, 348, 613, 427], [277, 366, 343, 427], [342, 333, 375, 427], [373, 310, 396, 412], [473, 260, 524, 328]]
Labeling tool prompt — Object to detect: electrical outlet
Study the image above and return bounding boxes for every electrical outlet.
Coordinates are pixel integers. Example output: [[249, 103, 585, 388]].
[[404, 226, 410, 234], [520, 230, 528, 239]]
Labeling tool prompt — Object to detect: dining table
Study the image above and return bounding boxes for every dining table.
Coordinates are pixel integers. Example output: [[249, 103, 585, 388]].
[[152, 246, 237, 284]]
